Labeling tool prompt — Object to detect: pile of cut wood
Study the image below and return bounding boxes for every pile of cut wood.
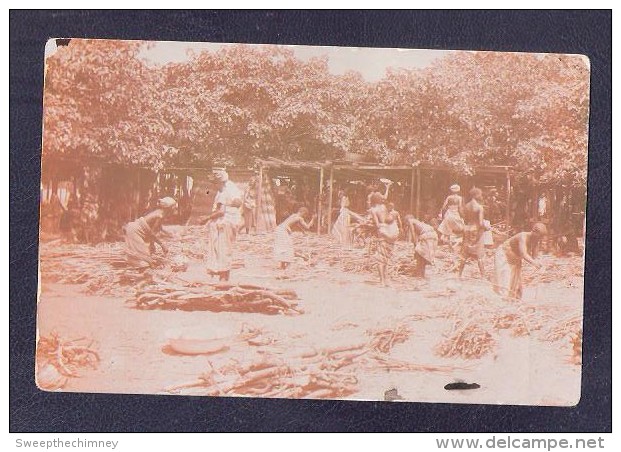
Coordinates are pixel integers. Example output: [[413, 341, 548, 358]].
[[436, 323, 496, 359], [435, 285, 583, 363], [367, 323, 411, 354], [165, 329, 467, 399], [36, 332, 100, 390], [132, 282, 303, 315], [522, 254, 584, 288], [39, 241, 188, 296], [166, 344, 366, 399], [39, 242, 141, 296]]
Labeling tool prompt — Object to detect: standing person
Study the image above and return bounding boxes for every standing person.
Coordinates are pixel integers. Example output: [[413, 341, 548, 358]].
[[369, 193, 399, 287], [493, 223, 547, 300], [241, 176, 257, 234], [438, 184, 464, 245], [366, 179, 392, 209], [405, 215, 438, 278], [124, 197, 177, 268], [331, 189, 353, 247], [458, 187, 489, 278], [202, 169, 242, 282], [274, 207, 316, 270], [386, 202, 403, 240]]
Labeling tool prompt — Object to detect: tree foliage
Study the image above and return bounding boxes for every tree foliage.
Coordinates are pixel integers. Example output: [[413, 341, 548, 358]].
[[43, 40, 590, 186]]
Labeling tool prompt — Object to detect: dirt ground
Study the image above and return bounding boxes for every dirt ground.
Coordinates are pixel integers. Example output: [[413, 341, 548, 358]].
[[36, 231, 583, 406]]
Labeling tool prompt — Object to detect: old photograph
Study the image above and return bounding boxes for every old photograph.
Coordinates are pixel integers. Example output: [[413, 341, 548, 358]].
[[36, 39, 589, 405]]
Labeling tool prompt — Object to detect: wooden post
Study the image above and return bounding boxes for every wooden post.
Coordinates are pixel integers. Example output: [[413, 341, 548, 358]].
[[317, 166, 324, 234], [256, 164, 263, 232], [327, 164, 334, 234], [409, 167, 415, 214], [505, 168, 511, 227], [415, 167, 421, 218]]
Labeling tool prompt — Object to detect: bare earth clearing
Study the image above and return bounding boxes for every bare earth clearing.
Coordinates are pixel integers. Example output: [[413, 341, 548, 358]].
[[37, 227, 583, 406]]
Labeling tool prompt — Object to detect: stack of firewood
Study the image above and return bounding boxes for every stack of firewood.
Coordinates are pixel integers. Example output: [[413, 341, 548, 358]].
[[166, 344, 367, 399], [36, 332, 100, 390], [132, 282, 303, 315]]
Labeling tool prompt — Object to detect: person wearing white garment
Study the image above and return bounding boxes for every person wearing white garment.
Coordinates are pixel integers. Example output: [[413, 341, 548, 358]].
[[331, 189, 353, 247], [201, 169, 242, 282], [438, 184, 465, 245]]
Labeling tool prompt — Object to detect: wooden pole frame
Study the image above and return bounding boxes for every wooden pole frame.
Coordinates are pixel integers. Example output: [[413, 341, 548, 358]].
[[416, 166, 421, 218], [317, 166, 324, 234], [409, 167, 415, 214], [256, 164, 263, 232], [327, 164, 334, 234], [505, 168, 511, 227]]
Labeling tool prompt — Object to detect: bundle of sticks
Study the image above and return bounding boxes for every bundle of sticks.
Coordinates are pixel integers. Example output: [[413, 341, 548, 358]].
[[40, 243, 126, 283], [133, 282, 303, 315], [36, 332, 100, 390], [543, 315, 582, 341], [368, 354, 468, 373], [367, 323, 411, 353], [434, 280, 583, 362], [522, 255, 584, 287], [39, 241, 190, 296], [436, 323, 496, 360], [166, 344, 367, 399]]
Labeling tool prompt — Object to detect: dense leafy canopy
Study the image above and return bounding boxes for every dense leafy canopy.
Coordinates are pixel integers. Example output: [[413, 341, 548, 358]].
[[43, 40, 589, 186]]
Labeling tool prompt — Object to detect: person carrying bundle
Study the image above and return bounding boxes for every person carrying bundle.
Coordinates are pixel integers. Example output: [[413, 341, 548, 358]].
[[438, 184, 464, 245], [274, 207, 316, 270], [124, 197, 177, 268], [493, 223, 547, 300], [405, 215, 438, 278], [366, 179, 392, 209], [369, 192, 399, 287]]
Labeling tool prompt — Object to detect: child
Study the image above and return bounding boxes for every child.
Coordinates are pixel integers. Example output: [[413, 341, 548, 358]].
[[274, 207, 316, 270]]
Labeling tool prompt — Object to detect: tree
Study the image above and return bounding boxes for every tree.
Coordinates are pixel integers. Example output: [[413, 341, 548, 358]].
[[43, 40, 590, 187], [43, 39, 177, 170]]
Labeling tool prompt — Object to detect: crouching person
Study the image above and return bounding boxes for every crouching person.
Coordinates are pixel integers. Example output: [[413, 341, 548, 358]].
[[493, 222, 547, 300], [124, 197, 177, 268], [274, 207, 316, 270], [405, 215, 438, 278]]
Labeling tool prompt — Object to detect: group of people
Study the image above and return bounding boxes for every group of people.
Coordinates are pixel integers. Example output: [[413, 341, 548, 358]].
[[330, 180, 439, 286], [436, 183, 548, 299], [124, 168, 242, 282], [123, 171, 548, 300], [327, 181, 548, 298]]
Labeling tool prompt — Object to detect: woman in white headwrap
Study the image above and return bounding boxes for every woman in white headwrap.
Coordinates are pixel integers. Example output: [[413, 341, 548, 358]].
[[201, 169, 242, 282], [124, 197, 177, 268]]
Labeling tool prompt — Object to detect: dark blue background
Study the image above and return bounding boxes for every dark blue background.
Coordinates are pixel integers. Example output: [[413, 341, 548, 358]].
[[9, 10, 611, 432]]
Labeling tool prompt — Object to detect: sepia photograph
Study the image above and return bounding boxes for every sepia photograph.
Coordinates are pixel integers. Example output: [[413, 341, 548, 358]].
[[36, 38, 589, 405]]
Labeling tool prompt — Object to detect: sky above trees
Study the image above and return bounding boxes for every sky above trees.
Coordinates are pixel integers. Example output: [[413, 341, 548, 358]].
[[137, 41, 452, 82]]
